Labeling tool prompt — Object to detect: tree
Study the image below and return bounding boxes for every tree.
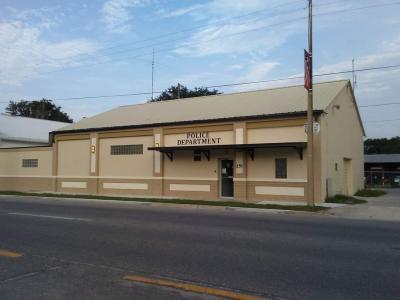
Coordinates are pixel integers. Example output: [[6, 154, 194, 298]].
[[6, 99, 73, 123], [149, 84, 221, 102], [364, 137, 400, 154]]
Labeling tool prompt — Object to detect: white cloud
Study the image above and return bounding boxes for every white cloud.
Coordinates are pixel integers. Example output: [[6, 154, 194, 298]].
[[101, 0, 148, 33], [171, 0, 305, 57], [0, 21, 97, 85], [240, 61, 280, 81], [157, 4, 204, 18], [228, 64, 243, 70], [174, 19, 300, 57], [6, 6, 62, 29]]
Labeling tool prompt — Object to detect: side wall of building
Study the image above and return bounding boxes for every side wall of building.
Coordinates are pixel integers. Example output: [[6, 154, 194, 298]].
[[0, 147, 55, 192], [322, 84, 364, 197]]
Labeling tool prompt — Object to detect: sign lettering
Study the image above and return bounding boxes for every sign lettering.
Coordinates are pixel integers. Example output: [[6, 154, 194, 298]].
[[177, 132, 222, 146]]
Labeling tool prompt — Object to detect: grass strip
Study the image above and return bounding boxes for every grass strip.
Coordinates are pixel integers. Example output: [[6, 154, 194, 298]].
[[355, 189, 386, 197], [0, 190, 327, 212], [326, 194, 367, 205]]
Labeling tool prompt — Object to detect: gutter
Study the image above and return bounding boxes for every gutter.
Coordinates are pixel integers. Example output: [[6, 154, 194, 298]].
[[51, 110, 324, 136]]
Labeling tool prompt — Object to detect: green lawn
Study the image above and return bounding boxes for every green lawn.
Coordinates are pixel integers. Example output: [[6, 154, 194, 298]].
[[326, 194, 367, 205], [0, 190, 327, 212], [355, 189, 387, 197]]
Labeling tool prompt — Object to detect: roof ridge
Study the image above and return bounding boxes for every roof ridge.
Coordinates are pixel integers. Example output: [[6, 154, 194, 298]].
[[119, 79, 350, 109]]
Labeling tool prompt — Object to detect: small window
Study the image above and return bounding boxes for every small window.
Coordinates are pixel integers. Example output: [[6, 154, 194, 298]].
[[335, 163, 338, 171], [110, 144, 143, 155], [275, 158, 287, 179], [22, 159, 38, 168], [193, 150, 202, 161]]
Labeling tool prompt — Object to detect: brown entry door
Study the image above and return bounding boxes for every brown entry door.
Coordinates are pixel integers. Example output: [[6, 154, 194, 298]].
[[221, 160, 234, 198]]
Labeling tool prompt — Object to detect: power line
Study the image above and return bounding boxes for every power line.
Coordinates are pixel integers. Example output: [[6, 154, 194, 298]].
[[27, 1, 305, 70], [25, 1, 400, 76], [32, 15, 309, 75], [360, 102, 400, 108], [366, 118, 400, 123], [2, 63, 400, 103]]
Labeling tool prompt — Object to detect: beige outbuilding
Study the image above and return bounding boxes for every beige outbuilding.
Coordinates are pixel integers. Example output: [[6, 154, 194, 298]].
[[0, 80, 365, 203]]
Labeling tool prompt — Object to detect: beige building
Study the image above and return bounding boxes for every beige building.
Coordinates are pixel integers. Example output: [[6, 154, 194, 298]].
[[0, 80, 365, 203]]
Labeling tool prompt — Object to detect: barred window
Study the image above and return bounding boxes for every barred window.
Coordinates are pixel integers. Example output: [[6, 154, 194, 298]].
[[275, 158, 287, 179], [22, 159, 38, 168], [193, 150, 202, 161], [110, 144, 143, 155]]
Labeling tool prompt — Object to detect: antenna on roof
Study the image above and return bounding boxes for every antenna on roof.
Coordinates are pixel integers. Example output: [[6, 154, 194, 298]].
[[151, 48, 155, 101], [352, 58, 357, 92]]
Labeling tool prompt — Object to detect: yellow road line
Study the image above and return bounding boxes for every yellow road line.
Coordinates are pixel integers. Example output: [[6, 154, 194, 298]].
[[0, 249, 22, 258], [123, 275, 263, 300]]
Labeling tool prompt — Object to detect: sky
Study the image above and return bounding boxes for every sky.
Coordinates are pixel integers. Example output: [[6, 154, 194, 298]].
[[0, 0, 399, 138]]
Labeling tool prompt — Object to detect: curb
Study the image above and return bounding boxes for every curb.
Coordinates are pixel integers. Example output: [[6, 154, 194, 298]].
[[0, 194, 323, 215]]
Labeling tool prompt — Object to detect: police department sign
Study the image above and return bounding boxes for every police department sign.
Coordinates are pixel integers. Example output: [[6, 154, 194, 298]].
[[177, 132, 222, 146]]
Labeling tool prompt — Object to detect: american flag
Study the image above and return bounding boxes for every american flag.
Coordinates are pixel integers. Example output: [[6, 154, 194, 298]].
[[304, 49, 312, 91]]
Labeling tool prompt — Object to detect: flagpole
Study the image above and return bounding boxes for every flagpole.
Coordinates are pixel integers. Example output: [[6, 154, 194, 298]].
[[307, 0, 315, 206]]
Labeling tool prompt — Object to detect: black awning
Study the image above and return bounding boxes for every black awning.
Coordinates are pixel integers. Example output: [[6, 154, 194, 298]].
[[148, 142, 306, 161], [148, 142, 305, 152]]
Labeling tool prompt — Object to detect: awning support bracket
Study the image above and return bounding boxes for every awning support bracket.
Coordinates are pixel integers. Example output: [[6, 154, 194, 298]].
[[296, 147, 303, 160], [201, 150, 210, 161], [246, 148, 255, 160], [164, 151, 173, 161]]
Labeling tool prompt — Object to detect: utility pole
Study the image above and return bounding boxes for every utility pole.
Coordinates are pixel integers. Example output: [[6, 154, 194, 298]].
[[177, 83, 181, 99], [151, 48, 155, 101], [306, 0, 314, 206]]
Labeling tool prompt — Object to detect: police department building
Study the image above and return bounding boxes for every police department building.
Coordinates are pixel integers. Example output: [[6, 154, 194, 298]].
[[0, 80, 365, 203]]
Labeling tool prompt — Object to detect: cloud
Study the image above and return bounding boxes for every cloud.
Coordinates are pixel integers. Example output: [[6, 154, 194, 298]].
[[174, 19, 300, 57], [0, 21, 97, 85], [171, 0, 305, 57], [240, 61, 280, 81], [101, 0, 148, 33], [157, 4, 204, 18], [6, 6, 62, 29]]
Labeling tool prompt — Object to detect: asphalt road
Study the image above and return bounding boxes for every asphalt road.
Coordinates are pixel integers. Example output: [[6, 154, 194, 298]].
[[0, 196, 399, 300]]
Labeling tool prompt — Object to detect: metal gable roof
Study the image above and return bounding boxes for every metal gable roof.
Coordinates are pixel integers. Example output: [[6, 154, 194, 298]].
[[55, 80, 350, 133]]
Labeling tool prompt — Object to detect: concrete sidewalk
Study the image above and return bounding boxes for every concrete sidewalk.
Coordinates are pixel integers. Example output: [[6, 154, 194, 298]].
[[326, 189, 400, 221]]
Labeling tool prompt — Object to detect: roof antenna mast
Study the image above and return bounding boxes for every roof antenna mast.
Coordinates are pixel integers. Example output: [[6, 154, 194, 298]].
[[151, 48, 155, 101], [352, 58, 357, 92]]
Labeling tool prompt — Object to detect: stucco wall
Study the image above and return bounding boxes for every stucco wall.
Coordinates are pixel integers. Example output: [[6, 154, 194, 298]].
[[0, 147, 54, 192], [322, 84, 364, 197], [99, 136, 153, 177], [247, 126, 306, 144], [247, 148, 306, 180], [0, 148, 53, 176], [57, 139, 90, 176]]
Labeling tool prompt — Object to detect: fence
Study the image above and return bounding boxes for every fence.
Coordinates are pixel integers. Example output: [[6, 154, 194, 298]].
[[364, 170, 400, 188]]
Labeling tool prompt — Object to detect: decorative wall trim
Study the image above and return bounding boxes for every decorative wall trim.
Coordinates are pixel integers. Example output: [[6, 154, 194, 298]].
[[235, 178, 307, 182], [0, 175, 55, 178], [61, 181, 87, 189], [154, 133, 161, 173], [255, 186, 304, 196], [169, 184, 211, 192], [165, 177, 217, 181], [103, 182, 148, 190], [235, 128, 244, 144], [90, 137, 96, 173]]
